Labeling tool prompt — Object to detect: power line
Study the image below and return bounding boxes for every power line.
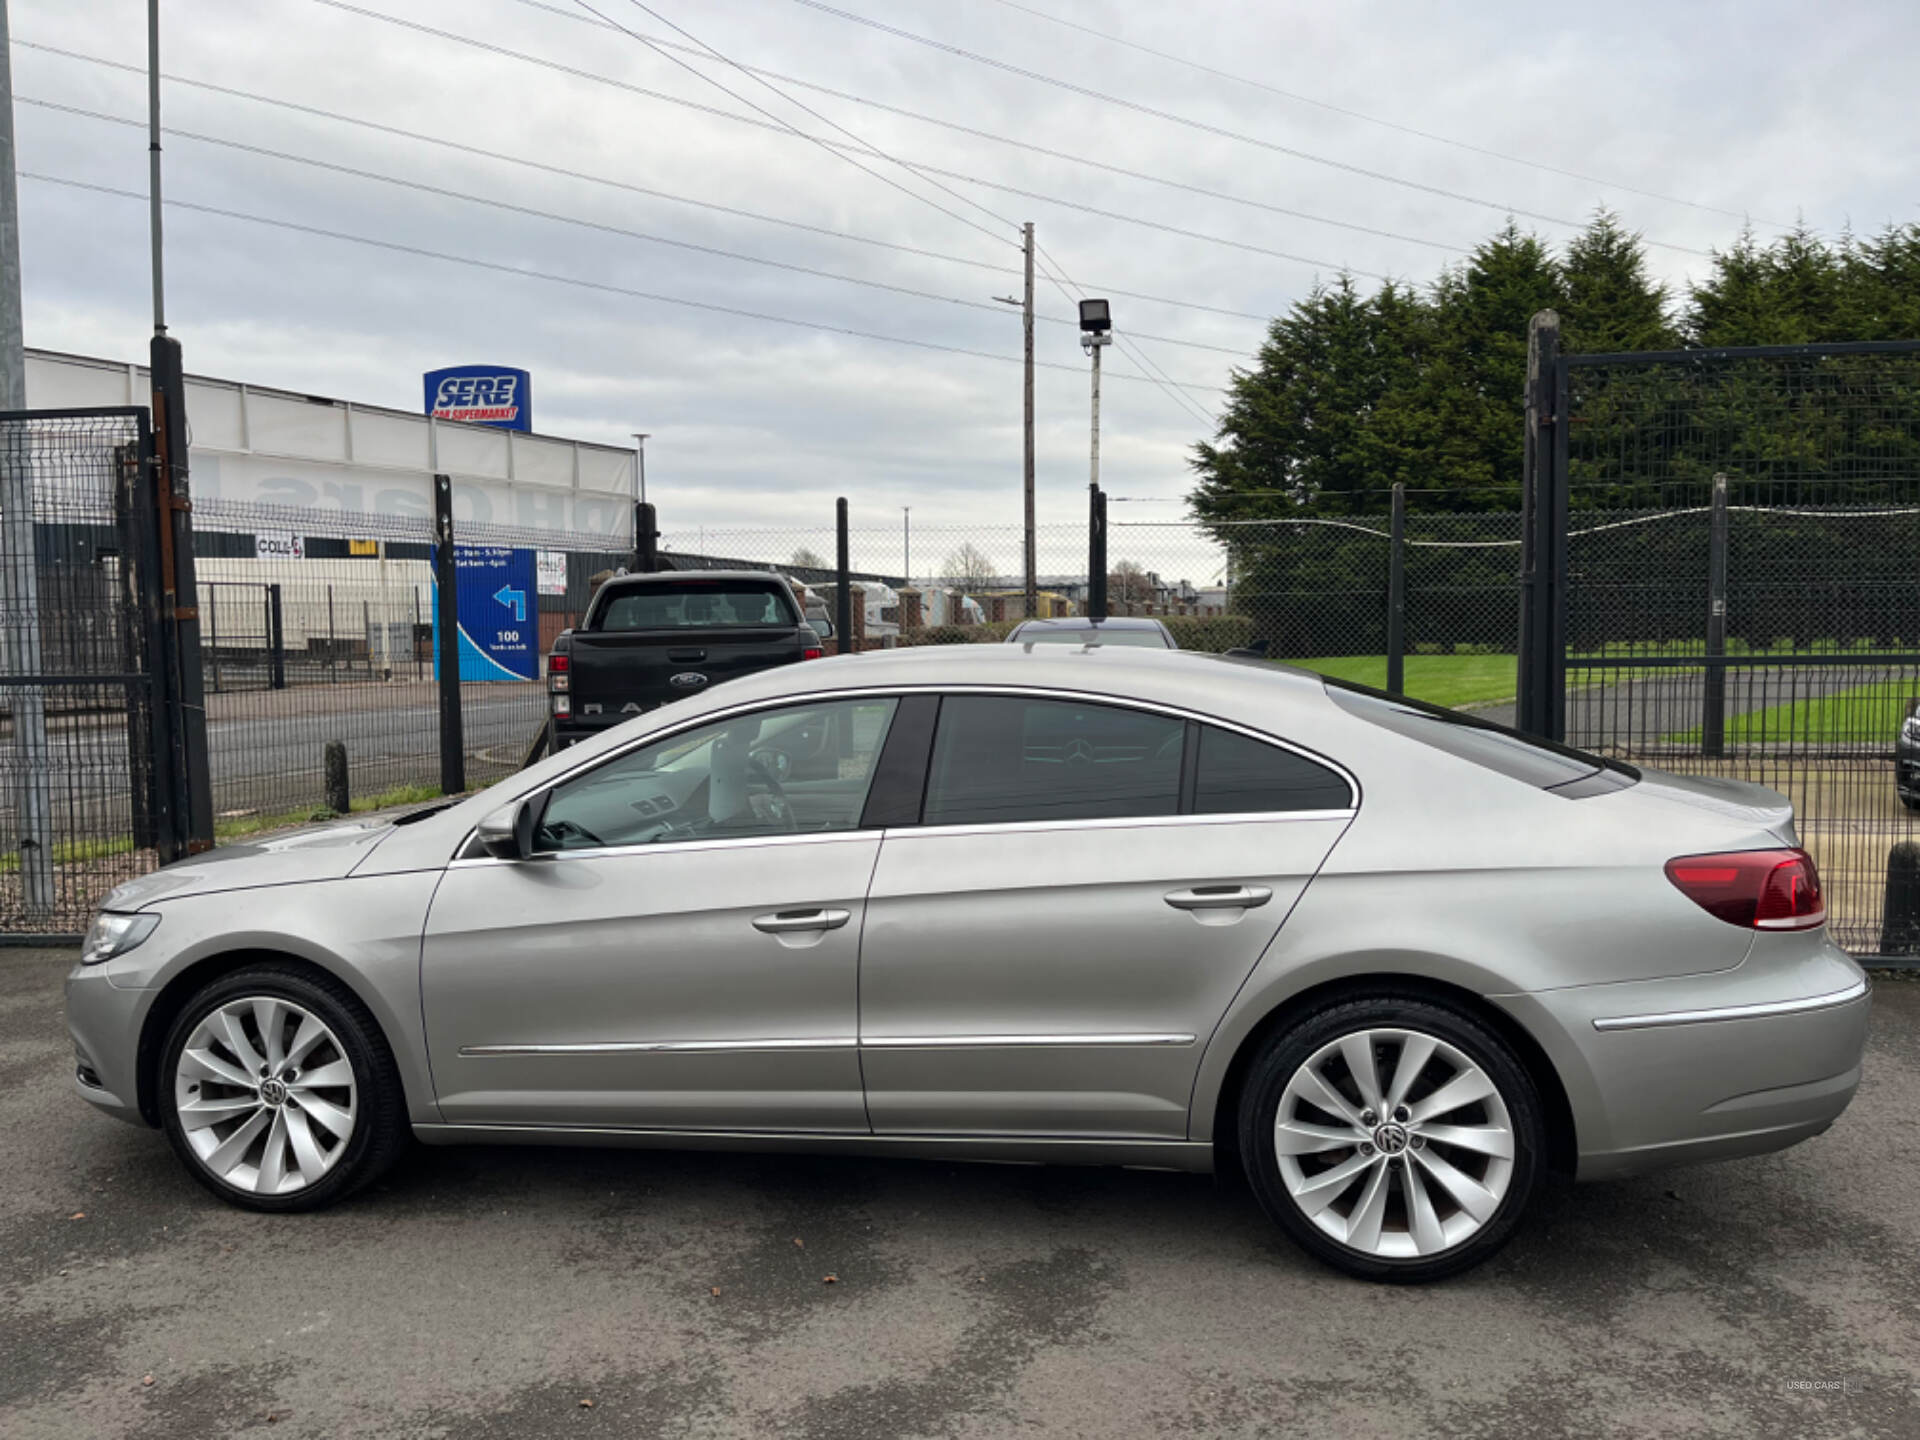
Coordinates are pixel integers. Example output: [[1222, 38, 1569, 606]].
[[305, 4, 1384, 278], [515, 0, 1469, 256], [565, 0, 1016, 252], [979, 0, 1783, 228], [22, 172, 1229, 393], [780, 0, 1714, 257], [18, 39, 1276, 323], [585, 0, 1217, 423], [20, 96, 1248, 356]]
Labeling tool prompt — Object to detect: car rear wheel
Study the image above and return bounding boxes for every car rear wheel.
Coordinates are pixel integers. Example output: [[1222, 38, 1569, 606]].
[[1239, 995, 1545, 1283], [160, 963, 407, 1211]]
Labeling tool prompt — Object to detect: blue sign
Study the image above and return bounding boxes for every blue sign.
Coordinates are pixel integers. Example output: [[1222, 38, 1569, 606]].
[[432, 545, 539, 681], [424, 365, 532, 432]]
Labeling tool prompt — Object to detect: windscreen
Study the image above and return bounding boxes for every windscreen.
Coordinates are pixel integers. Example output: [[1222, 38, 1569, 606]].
[[594, 581, 797, 632]]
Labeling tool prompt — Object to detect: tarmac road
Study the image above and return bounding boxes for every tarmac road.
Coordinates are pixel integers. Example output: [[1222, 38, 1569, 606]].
[[3, 947, 1917, 1439]]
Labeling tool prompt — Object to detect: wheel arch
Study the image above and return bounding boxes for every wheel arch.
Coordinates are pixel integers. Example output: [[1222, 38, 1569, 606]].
[[135, 947, 408, 1127], [1199, 972, 1580, 1179]]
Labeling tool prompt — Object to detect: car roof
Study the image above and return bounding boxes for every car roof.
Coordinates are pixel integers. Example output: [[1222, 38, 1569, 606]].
[[1011, 616, 1168, 632], [624, 643, 1327, 728], [602, 569, 793, 589]]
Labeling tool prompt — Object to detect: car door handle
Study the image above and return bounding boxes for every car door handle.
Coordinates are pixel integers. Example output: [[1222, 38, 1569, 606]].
[[1164, 885, 1273, 911], [752, 908, 852, 934]]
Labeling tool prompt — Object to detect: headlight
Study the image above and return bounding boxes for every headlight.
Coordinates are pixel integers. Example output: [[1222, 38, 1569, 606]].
[[80, 912, 159, 966]]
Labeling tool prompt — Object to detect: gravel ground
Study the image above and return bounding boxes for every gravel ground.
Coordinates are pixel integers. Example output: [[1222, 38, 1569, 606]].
[[3, 948, 1917, 1439]]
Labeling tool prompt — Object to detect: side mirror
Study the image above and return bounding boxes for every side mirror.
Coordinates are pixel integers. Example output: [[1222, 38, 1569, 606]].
[[477, 798, 539, 860]]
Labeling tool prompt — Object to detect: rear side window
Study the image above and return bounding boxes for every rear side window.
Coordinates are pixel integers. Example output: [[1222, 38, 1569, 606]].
[[922, 696, 1184, 825], [1324, 679, 1636, 792], [1194, 725, 1351, 813], [595, 582, 796, 632]]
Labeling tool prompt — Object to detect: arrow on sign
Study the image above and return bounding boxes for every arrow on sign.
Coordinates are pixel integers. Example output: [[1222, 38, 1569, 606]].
[[493, 584, 527, 622]]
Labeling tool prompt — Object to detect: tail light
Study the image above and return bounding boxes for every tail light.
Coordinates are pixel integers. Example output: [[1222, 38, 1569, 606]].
[[552, 693, 571, 718], [802, 646, 824, 661], [1665, 848, 1824, 931], [548, 642, 570, 692]]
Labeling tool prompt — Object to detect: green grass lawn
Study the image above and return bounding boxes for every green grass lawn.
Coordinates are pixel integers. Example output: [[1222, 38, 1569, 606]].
[[1281, 653, 1517, 711], [1671, 680, 1917, 745]]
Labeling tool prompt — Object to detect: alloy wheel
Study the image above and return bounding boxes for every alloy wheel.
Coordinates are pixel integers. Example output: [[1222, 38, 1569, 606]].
[[1273, 1026, 1515, 1260], [172, 996, 359, 1196]]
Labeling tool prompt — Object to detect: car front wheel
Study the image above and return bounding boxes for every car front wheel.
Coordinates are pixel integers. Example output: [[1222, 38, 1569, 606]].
[[1239, 995, 1546, 1283], [159, 963, 406, 1211]]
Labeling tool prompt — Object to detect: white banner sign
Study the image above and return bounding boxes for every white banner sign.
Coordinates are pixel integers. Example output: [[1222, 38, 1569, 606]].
[[536, 550, 568, 595], [254, 530, 305, 561]]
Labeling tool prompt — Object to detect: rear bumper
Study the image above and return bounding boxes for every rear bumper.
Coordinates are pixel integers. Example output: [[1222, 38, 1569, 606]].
[[1495, 938, 1869, 1181]]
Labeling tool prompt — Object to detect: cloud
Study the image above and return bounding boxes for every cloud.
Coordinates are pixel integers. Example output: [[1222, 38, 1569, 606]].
[[16, 0, 1916, 555]]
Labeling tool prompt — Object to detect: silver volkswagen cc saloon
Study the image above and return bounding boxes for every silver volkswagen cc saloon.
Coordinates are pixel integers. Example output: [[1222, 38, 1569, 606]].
[[67, 646, 1869, 1281]]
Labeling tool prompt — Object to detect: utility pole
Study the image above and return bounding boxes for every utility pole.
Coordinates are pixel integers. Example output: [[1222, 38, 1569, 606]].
[[1021, 222, 1036, 618], [0, 0, 54, 916], [902, 505, 910, 585], [996, 225, 1039, 618]]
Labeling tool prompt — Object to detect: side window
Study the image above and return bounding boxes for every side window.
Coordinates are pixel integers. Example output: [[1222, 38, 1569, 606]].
[[535, 697, 897, 851], [922, 696, 1184, 826], [1193, 725, 1351, 814]]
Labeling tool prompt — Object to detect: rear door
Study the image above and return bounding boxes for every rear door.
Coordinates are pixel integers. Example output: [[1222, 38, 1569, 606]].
[[858, 693, 1356, 1139]]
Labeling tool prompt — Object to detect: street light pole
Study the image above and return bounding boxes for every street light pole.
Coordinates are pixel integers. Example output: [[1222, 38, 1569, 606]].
[[0, 0, 54, 915], [902, 505, 910, 585], [1078, 298, 1112, 506]]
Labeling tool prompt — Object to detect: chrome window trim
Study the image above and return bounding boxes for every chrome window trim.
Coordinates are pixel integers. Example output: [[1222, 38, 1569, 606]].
[[454, 681, 1361, 863], [448, 828, 871, 868], [895, 810, 1353, 842], [461, 1037, 858, 1057], [860, 1032, 1197, 1049], [1591, 978, 1869, 1032]]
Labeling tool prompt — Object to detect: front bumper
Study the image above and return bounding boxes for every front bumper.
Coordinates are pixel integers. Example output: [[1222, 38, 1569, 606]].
[[65, 962, 152, 1126], [1497, 936, 1869, 1181]]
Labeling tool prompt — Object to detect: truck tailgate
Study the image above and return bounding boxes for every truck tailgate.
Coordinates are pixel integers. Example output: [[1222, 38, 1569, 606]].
[[569, 626, 802, 717]]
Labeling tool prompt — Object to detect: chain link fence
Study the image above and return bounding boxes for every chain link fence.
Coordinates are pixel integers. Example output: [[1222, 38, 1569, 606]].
[[1559, 344, 1920, 956]]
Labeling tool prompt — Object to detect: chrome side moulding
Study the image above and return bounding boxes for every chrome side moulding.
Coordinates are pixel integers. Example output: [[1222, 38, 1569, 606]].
[[460, 1037, 858, 1057], [1591, 979, 1869, 1032]]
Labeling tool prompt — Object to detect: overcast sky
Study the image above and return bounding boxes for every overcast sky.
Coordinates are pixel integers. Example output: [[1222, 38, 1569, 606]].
[[14, 0, 1919, 572]]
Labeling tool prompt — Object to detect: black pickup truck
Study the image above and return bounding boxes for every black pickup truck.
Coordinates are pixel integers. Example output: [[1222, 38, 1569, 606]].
[[547, 571, 827, 748]]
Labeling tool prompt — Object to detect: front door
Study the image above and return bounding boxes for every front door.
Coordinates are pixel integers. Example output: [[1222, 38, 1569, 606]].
[[859, 694, 1355, 1139], [422, 695, 899, 1131]]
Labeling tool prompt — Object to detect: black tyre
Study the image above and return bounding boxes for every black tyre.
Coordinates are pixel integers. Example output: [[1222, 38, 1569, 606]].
[[1238, 994, 1546, 1283], [159, 962, 408, 1212]]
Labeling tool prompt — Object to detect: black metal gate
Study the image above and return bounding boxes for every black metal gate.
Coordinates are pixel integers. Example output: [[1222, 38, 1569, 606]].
[[0, 407, 179, 937], [1518, 326, 1920, 959]]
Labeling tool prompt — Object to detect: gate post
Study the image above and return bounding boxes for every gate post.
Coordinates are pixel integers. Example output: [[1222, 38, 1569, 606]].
[[1516, 310, 1562, 738], [267, 583, 285, 689], [1386, 482, 1407, 696], [150, 334, 213, 854], [834, 498, 851, 655], [1088, 482, 1108, 619], [433, 474, 465, 794], [1702, 473, 1730, 758], [634, 501, 658, 574]]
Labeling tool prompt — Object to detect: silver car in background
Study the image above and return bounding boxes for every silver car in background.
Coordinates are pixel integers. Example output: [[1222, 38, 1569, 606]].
[[67, 647, 1868, 1281]]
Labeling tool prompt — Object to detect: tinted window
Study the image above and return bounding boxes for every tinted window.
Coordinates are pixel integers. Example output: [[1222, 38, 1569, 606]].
[[595, 581, 796, 631], [536, 697, 895, 850], [1324, 680, 1636, 791], [922, 697, 1183, 825], [1194, 725, 1351, 813]]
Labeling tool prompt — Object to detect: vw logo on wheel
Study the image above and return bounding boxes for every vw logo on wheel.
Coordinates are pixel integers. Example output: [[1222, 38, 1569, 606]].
[[669, 672, 709, 691]]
